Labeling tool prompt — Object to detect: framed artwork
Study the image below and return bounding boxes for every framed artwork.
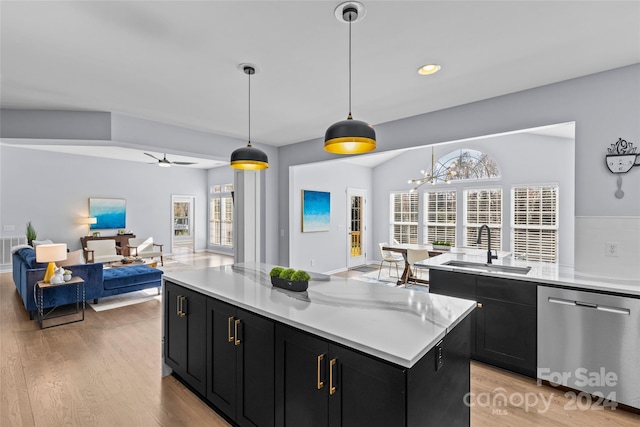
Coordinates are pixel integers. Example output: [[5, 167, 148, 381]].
[[89, 198, 126, 229], [302, 190, 330, 232]]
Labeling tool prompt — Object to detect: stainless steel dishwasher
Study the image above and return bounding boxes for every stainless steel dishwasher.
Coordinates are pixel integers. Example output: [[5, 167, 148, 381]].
[[538, 287, 640, 409]]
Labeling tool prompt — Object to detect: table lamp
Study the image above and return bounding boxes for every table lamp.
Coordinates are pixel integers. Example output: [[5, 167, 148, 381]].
[[79, 217, 97, 235], [36, 243, 68, 283]]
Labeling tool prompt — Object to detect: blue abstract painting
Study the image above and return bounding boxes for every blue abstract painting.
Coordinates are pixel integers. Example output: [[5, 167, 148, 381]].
[[89, 198, 126, 229], [302, 190, 330, 232]]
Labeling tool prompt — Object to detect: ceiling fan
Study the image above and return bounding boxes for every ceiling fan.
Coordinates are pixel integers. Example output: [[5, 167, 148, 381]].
[[144, 152, 197, 167]]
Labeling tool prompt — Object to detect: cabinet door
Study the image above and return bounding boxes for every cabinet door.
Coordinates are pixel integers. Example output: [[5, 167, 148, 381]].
[[165, 281, 186, 372], [429, 270, 477, 354], [475, 297, 537, 377], [328, 344, 405, 427], [165, 281, 207, 395], [275, 325, 329, 427], [236, 308, 275, 427], [207, 298, 238, 417]]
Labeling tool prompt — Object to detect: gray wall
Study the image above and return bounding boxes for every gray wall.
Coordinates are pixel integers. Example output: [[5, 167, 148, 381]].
[[0, 145, 207, 252], [290, 161, 373, 273], [279, 64, 640, 279]]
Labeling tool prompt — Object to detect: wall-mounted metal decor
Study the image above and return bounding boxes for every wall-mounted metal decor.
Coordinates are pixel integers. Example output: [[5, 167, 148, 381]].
[[605, 138, 639, 199]]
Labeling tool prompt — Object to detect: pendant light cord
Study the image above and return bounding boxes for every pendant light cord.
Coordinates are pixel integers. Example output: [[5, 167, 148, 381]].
[[248, 69, 252, 146], [348, 16, 352, 117]]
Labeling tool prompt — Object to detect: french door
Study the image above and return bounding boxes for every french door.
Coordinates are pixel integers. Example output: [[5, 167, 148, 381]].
[[346, 188, 366, 269]]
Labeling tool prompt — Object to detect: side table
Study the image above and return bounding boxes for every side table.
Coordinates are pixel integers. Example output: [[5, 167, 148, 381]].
[[36, 276, 85, 329]]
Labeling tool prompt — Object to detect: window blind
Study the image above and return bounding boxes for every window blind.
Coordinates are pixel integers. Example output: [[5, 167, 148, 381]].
[[424, 190, 456, 244], [512, 186, 558, 262], [465, 188, 502, 249]]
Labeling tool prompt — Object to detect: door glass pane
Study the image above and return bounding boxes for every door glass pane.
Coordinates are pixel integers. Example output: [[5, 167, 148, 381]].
[[350, 196, 362, 257], [174, 202, 190, 236]]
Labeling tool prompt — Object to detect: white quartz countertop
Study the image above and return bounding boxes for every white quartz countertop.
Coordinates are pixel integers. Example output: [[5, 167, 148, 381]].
[[163, 263, 476, 368], [417, 251, 640, 297]]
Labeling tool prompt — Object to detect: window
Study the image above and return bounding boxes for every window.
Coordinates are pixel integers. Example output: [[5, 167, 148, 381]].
[[512, 185, 558, 263], [424, 190, 456, 245], [210, 184, 233, 247], [390, 192, 418, 244], [465, 188, 502, 250]]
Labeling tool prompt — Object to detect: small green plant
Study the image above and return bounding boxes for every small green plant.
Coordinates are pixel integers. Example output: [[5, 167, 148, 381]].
[[291, 270, 311, 282], [63, 269, 72, 276], [26, 221, 37, 243], [279, 268, 296, 280], [432, 241, 452, 246], [269, 266, 285, 278]]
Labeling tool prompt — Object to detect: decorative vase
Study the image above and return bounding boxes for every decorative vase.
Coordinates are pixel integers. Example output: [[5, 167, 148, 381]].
[[271, 276, 308, 292], [63, 274, 72, 281]]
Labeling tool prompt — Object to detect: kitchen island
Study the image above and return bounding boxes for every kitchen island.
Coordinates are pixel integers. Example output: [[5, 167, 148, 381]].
[[161, 262, 476, 427]]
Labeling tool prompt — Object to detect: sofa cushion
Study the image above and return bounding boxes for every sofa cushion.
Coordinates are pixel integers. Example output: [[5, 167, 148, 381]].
[[17, 247, 47, 269], [102, 265, 163, 290]]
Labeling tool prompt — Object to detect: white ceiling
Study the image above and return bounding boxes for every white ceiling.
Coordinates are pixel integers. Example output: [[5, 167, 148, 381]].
[[1, 1, 638, 164]]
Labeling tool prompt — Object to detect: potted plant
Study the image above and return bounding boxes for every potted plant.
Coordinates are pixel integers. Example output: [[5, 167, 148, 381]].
[[63, 269, 73, 281], [432, 241, 452, 251], [269, 267, 310, 292], [26, 221, 37, 246]]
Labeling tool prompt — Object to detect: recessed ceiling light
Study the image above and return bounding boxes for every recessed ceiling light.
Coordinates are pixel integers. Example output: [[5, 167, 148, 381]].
[[417, 64, 441, 75]]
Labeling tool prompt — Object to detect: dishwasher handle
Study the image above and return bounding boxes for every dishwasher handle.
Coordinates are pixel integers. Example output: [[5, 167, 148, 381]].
[[548, 297, 630, 315]]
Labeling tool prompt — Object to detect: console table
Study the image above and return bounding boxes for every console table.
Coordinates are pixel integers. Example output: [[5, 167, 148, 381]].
[[81, 234, 136, 258]]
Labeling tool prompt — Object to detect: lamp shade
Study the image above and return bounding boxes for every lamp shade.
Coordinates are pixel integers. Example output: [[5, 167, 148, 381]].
[[230, 145, 269, 170], [36, 243, 68, 263], [324, 116, 376, 154], [36, 243, 67, 282]]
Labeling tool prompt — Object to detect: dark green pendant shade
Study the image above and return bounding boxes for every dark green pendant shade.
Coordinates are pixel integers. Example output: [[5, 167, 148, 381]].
[[230, 142, 268, 170], [324, 114, 376, 154]]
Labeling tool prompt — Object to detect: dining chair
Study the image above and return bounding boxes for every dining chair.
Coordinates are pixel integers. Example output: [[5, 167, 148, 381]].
[[406, 248, 430, 286], [378, 243, 403, 280]]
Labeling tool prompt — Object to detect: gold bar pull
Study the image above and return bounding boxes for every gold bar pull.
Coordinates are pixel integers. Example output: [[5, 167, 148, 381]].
[[234, 319, 241, 346], [477, 302, 483, 308], [227, 316, 234, 342], [177, 295, 182, 316], [317, 354, 325, 389], [329, 358, 337, 395], [181, 296, 187, 317]]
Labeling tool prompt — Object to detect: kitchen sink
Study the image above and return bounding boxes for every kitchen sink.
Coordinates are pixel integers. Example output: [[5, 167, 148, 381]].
[[443, 260, 531, 275]]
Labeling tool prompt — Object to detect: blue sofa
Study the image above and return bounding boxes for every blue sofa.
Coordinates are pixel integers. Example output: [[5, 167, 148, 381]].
[[12, 247, 163, 318]]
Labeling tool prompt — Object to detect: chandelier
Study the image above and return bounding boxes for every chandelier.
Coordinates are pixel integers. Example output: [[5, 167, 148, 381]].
[[408, 147, 456, 192]]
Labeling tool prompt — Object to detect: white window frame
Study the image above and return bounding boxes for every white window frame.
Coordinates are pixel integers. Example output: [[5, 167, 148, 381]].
[[423, 190, 457, 245], [209, 184, 234, 248], [389, 192, 419, 244], [464, 188, 502, 250], [511, 184, 559, 263]]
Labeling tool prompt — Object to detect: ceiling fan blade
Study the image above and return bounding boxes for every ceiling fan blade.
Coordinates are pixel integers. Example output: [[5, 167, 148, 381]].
[[172, 161, 197, 165], [144, 152, 161, 161]]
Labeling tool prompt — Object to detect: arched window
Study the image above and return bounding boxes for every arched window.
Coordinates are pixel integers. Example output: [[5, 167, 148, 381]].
[[435, 149, 500, 183]]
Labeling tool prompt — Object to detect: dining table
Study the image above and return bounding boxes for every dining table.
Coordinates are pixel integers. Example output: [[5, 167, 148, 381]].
[[381, 244, 444, 286]]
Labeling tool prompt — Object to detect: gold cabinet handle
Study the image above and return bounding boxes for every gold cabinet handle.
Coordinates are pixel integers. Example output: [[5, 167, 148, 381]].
[[227, 316, 234, 343], [329, 358, 337, 395], [181, 296, 187, 317], [177, 295, 182, 316], [317, 354, 325, 389], [477, 302, 483, 308], [234, 319, 241, 346]]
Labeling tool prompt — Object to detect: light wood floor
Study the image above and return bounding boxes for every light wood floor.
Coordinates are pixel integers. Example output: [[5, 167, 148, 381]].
[[1, 258, 638, 427]]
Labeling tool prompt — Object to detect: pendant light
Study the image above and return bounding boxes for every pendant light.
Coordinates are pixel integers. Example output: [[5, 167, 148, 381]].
[[230, 65, 269, 170], [324, 2, 376, 155]]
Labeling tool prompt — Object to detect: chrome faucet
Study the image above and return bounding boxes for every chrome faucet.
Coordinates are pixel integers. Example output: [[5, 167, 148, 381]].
[[477, 225, 498, 264]]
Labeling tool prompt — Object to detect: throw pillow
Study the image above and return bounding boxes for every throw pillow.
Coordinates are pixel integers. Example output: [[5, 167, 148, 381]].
[[10, 244, 32, 253], [32, 239, 54, 247], [58, 249, 85, 267]]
